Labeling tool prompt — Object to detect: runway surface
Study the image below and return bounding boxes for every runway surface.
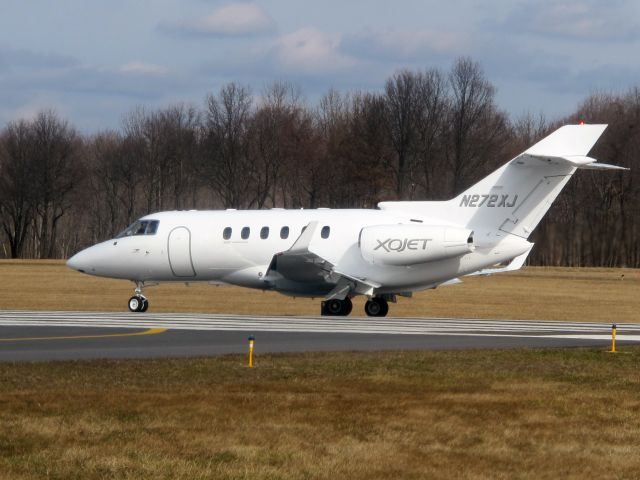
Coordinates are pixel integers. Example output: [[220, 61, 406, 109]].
[[0, 310, 637, 362]]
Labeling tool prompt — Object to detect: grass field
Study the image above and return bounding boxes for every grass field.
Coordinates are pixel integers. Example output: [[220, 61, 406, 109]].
[[1, 349, 640, 479], [0, 260, 638, 321], [1, 261, 639, 478]]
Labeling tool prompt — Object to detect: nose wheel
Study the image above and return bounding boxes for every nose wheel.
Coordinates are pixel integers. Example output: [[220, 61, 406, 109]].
[[128, 295, 148, 312], [128, 281, 149, 312]]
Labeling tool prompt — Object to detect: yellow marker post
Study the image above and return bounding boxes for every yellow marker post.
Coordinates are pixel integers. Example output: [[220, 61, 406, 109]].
[[248, 336, 255, 368], [610, 324, 617, 353]]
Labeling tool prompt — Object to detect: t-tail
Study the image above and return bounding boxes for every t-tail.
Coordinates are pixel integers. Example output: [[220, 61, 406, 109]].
[[379, 124, 627, 242]]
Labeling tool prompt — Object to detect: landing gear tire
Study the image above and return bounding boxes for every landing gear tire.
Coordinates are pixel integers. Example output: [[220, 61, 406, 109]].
[[342, 297, 353, 316], [321, 297, 353, 316], [364, 298, 389, 317], [325, 299, 343, 315], [128, 280, 149, 313], [128, 295, 147, 313]]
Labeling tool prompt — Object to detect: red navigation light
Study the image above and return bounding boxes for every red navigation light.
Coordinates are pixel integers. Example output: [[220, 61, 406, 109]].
[[579, 120, 585, 125]]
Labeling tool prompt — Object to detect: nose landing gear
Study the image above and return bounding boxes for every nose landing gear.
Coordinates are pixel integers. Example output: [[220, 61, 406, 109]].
[[128, 281, 149, 312], [128, 295, 148, 312]]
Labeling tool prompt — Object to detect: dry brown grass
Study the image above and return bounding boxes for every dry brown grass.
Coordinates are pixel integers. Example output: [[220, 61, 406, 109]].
[[0, 260, 638, 321], [1, 262, 639, 478], [1, 349, 640, 479]]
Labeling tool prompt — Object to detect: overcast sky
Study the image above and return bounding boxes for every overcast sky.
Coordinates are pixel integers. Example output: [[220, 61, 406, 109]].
[[1, 0, 639, 131]]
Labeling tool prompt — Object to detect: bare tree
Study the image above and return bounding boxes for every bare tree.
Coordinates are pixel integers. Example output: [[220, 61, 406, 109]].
[[249, 82, 307, 208], [313, 88, 352, 206], [200, 83, 253, 208], [384, 70, 422, 199], [28, 111, 84, 258], [84, 131, 144, 241], [413, 69, 449, 199], [158, 104, 200, 210], [446, 57, 509, 195], [511, 112, 549, 153], [340, 92, 392, 206], [85, 131, 124, 242], [123, 108, 166, 212], [0, 120, 35, 258]]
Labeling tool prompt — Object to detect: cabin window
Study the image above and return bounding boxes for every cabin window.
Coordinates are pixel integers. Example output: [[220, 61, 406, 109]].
[[241, 227, 250, 240], [321, 226, 330, 239], [223, 227, 232, 240], [280, 226, 289, 239], [116, 220, 160, 238], [260, 226, 269, 239]]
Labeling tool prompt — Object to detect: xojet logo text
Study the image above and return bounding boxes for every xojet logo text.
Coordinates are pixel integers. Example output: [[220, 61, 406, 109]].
[[459, 194, 518, 208], [374, 238, 432, 253]]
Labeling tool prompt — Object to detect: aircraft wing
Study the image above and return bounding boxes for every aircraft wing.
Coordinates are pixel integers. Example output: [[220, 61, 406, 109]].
[[265, 221, 379, 299], [265, 222, 332, 283]]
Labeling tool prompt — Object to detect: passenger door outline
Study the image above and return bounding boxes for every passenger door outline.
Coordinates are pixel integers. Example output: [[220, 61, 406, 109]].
[[167, 226, 196, 277]]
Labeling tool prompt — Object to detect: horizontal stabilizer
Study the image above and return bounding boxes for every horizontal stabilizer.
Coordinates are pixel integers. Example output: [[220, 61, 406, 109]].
[[519, 154, 628, 171], [577, 162, 629, 171]]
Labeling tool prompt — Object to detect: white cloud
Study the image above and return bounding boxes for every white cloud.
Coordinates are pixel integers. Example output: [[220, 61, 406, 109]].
[[272, 28, 358, 75], [161, 3, 275, 37], [118, 62, 169, 76]]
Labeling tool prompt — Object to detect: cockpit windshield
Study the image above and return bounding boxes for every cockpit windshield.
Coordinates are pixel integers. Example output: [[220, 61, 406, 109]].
[[116, 220, 160, 238]]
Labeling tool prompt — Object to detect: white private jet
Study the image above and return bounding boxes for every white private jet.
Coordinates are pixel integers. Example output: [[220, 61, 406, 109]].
[[67, 124, 626, 317]]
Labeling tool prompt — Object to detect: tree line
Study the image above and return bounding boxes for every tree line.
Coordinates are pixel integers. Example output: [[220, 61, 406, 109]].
[[0, 57, 638, 266]]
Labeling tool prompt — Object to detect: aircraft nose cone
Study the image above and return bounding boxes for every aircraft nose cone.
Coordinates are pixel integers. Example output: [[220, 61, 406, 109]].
[[67, 249, 90, 273]]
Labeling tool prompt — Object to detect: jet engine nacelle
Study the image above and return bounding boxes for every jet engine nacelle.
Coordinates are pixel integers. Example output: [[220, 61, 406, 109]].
[[359, 224, 474, 266]]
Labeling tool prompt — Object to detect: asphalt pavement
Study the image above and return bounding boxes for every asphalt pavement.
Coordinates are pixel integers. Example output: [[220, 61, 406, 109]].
[[0, 310, 635, 362]]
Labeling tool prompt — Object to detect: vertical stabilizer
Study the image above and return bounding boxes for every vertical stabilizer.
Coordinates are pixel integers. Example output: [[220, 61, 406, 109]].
[[379, 124, 613, 239]]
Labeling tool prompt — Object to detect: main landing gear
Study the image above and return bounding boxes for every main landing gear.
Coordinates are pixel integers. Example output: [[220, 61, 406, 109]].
[[320, 296, 390, 317], [321, 297, 353, 316], [128, 281, 149, 312], [364, 297, 389, 317]]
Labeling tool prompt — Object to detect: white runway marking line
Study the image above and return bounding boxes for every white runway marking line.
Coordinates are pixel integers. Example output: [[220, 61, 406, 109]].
[[0, 311, 637, 342]]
